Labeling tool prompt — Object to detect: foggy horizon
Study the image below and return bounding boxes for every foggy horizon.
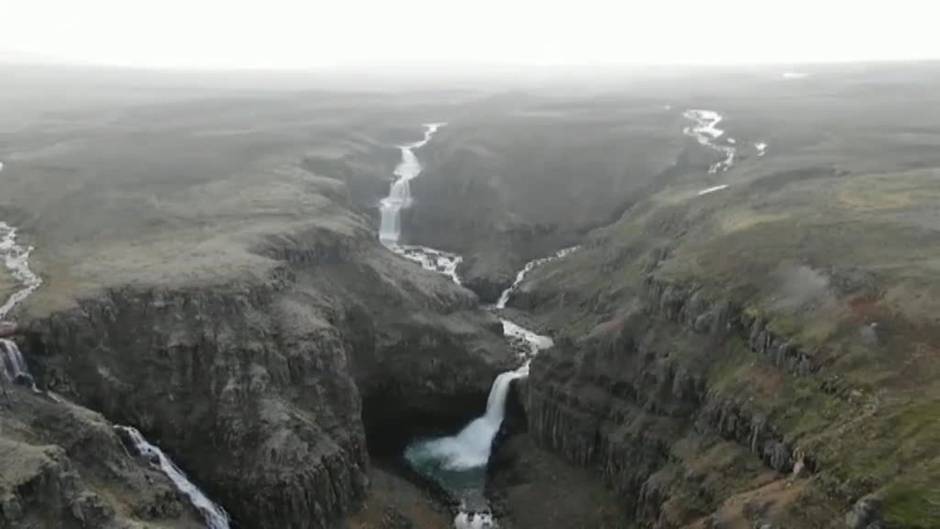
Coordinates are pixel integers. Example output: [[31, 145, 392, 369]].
[[4, 0, 940, 71]]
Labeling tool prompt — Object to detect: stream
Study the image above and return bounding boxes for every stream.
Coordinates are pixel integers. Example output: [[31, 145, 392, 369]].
[[681, 109, 768, 194], [378, 124, 578, 528]]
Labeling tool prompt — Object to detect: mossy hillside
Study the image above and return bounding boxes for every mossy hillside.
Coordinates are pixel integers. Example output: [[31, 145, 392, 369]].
[[521, 158, 940, 526]]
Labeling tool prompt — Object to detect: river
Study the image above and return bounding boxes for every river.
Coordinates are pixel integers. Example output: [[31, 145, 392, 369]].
[[378, 123, 577, 528]]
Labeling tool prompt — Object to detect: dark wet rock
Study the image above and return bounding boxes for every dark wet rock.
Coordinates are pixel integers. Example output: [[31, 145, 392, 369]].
[[845, 496, 884, 529]]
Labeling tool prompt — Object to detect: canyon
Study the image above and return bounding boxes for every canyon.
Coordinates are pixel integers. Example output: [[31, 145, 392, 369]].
[[3, 62, 940, 529]]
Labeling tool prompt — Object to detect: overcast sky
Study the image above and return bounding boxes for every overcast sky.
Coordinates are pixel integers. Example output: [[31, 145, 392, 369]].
[[2, 0, 939, 69]]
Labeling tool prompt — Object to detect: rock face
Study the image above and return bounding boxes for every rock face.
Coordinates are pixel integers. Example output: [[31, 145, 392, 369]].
[[0, 385, 205, 529], [515, 231, 940, 528], [524, 279, 831, 527], [18, 224, 511, 529]]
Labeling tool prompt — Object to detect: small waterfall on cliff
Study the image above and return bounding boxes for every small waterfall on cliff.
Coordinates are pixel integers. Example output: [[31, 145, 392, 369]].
[[115, 426, 231, 529], [1, 188, 42, 391], [2, 162, 230, 528], [0, 338, 35, 388], [0, 223, 43, 320]]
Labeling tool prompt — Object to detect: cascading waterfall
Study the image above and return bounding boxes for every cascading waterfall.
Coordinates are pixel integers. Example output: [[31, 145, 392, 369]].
[[380, 124, 579, 529], [378, 123, 466, 282], [379, 123, 445, 245], [115, 426, 231, 529], [406, 369, 527, 472]]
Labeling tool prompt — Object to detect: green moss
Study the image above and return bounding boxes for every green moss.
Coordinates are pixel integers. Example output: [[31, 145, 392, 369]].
[[883, 482, 940, 529]]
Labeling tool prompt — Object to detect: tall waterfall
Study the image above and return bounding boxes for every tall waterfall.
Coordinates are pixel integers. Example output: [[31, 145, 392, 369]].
[[405, 368, 526, 472], [115, 426, 231, 529], [379, 123, 445, 245]]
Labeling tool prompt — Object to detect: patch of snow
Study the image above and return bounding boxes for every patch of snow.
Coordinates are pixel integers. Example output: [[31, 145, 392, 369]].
[[697, 185, 730, 196]]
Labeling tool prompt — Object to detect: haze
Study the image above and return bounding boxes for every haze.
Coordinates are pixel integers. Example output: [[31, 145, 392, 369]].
[[3, 0, 940, 69]]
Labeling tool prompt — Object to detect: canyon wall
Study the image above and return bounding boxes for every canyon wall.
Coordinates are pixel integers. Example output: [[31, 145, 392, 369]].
[[11, 197, 511, 529]]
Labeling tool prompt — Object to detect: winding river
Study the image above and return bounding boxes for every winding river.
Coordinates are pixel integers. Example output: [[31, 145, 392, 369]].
[[682, 109, 769, 195], [379, 124, 577, 528]]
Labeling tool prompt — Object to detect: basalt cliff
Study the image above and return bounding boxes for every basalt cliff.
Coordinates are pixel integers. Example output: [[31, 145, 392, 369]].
[[500, 157, 940, 528]]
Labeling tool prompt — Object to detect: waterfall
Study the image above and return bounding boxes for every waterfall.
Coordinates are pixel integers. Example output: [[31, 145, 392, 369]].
[[115, 426, 231, 529], [383, 124, 580, 529], [1, 338, 34, 388], [379, 123, 445, 245], [406, 367, 526, 472]]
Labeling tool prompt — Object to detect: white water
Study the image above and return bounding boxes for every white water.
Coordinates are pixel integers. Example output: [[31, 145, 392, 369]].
[[501, 319, 553, 361], [755, 141, 769, 157], [406, 368, 527, 471], [682, 109, 736, 174], [495, 246, 579, 309], [392, 243, 463, 285], [381, 124, 581, 528], [0, 223, 42, 320], [0, 338, 34, 387], [115, 425, 231, 529], [379, 123, 445, 245], [0, 161, 41, 391], [0, 159, 43, 321]]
